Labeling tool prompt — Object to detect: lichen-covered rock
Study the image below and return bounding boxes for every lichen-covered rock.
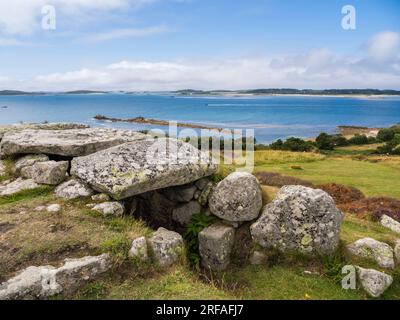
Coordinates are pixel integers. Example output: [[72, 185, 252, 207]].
[[148, 227, 184, 268], [55, 179, 94, 199], [128, 237, 149, 262], [31, 161, 68, 185], [172, 201, 202, 225], [395, 240, 400, 264], [250, 185, 342, 254], [0, 254, 110, 300], [0, 160, 6, 176], [380, 215, 400, 234], [0, 128, 147, 157], [0, 178, 39, 196], [20, 166, 35, 179], [52, 254, 111, 296], [12, 154, 49, 175], [91, 193, 111, 202], [92, 202, 124, 217], [356, 266, 393, 298], [197, 181, 214, 206], [209, 172, 262, 222], [162, 184, 197, 202], [195, 178, 210, 191], [347, 238, 395, 269], [71, 138, 217, 200], [199, 223, 235, 271]]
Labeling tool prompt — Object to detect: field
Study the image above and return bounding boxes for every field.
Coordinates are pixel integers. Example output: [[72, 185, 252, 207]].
[[1, 146, 400, 300]]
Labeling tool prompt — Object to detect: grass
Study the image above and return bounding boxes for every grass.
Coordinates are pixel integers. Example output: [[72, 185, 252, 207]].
[[0, 186, 54, 205], [248, 150, 400, 198]]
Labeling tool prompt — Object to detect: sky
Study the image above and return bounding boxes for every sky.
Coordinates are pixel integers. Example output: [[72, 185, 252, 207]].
[[0, 0, 399, 91]]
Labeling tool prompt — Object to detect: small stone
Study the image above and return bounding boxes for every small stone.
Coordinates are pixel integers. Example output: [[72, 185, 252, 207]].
[[91, 193, 111, 202], [86, 203, 96, 208], [128, 237, 148, 262], [347, 238, 395, 269], [92, 202, 124, 217], [356, 266, 393, 298], [249, 251, 267, 265], [195, 178, 210, 191], [172, 201, 202, 225], [148, 227, 184, 268], [34, 206, 46, 212], [199, 223, 235, 271], [31, 161, 69, 185], [55, 179, 94, 199], [209, 172, 262, 222], [0, 160, 5, 176], [163, 184, 197, 202], [47, 204, 61, 213], [380, 215, 400, 234], [194, 190, 201, 200]]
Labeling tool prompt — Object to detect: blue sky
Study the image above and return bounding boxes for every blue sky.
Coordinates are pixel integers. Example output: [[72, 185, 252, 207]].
[[0, 0, 399, 90]]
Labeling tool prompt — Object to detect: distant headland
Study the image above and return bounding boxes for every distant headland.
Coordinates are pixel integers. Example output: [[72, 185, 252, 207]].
[[1, 88, 399, 97]]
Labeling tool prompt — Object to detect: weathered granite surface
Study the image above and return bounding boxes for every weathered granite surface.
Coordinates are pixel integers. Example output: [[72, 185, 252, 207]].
[[0, 178, 39, 196], [71, 138, 217, 200], [0, 128, 147, 157], [251, 185, 343, 254]]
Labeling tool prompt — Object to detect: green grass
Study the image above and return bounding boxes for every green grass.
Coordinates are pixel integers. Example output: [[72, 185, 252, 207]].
[[252, 153, 400, 198], [225, 265, 364, 300], [78, 266, 234, 300], [0, 186, 54, 205]]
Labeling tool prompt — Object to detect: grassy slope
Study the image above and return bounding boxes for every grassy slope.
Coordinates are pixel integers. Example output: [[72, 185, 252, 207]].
[[1, 148, 400, 300], [251, 150, 400, 198]]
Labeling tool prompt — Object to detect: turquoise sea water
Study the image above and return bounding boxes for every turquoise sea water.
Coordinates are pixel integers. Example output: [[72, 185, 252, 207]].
[[1, 93, 400, 143]]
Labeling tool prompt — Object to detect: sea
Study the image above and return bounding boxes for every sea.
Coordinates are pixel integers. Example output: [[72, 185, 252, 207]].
[[1, 93, 400, 143]]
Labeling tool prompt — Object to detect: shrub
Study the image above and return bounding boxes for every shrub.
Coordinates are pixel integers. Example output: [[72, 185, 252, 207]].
[[269, 137, 313, 152], [317, 183, 365, 204], [376, 143, 394, 155], [316, 133, 334, 150], [339, 197, 400, 222], [377, 128, 395, 142], [330, 135, 349, 147], [348, 134, 369, 145], [255, 171, 314, 188]]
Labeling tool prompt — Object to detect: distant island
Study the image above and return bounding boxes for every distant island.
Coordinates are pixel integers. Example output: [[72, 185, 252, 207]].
[[1, 88, 399, 96], [173, 88, 400, 97], [94, 114, 221, 130]]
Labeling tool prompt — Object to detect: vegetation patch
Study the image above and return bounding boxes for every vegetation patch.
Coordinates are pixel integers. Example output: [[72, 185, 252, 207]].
[[317, 183, 365, 205], [255, 171, 314, 188]]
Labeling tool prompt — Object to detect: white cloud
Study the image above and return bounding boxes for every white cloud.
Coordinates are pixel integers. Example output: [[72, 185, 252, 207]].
[[0, 0, 155, 35], [86, 25, 169, 42], [3, 31, 400, 91], [367, 31, 400, 62]]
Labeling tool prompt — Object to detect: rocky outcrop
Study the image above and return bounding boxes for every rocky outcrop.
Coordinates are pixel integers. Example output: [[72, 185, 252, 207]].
[[31, 161, 69, 185], [128, 237, 149, 262], [199, 223, 235, 271], [0, 128, 147, 157], [55, 179, 94, 199], [47, 204, 61, 213], [209, 172, 262, 222], [92, 202, 124, 217], [380, 215, 400, 234], [71, 138, 217, 200], [347, 238, 395, 269], [172, 201, 202, 225], [251, 185, 342, 254], [0, 254, 110, 300], [356, 266, 393, 298], [0, 178, 39, 196], [12, 154, 49, 175], [148, 227, 184, 268], [91, 193, 111, 202]]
